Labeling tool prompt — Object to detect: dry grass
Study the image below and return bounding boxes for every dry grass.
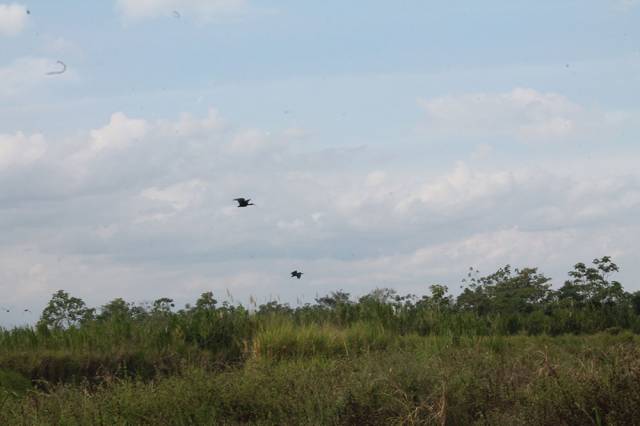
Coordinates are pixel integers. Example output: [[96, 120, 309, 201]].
[[1, 333, 639, 425]]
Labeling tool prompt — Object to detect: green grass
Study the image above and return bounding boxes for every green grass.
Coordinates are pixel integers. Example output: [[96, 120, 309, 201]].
[[2, 285, 640, 424], [248, 320, 401, 360], [1, 331, 640, 425], [3, 258, 639, 423]]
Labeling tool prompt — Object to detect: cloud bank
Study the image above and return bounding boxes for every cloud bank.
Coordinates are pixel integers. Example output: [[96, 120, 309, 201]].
[[0, 3, 28, 36], [1, 91, 639, 322], [418, 88, 625, 142]]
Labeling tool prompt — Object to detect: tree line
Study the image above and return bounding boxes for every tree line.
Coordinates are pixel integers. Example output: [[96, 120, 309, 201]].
[[30, 256, 640, 339]]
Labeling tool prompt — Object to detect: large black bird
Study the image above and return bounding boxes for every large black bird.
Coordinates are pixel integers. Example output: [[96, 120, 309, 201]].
[[234, 198, 254, 207], [291, 270, 303, 279]]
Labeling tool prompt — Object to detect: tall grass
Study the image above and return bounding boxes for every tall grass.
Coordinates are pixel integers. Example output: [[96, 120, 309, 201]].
[[2, 333, 639, 425], [2, 276, 640, 423], [248, 320, 401, 360]]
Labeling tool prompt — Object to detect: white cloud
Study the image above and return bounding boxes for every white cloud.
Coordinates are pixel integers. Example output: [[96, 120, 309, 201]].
[[228, 129, 283, 155], [115, 0, 249, 21], [365, 171, 387, 187], [1, 107, 639, 322], [41, 36, 82, 56], [0, 3, 28, 36], [396, 162, 516, 214], [277, 218, 305, 231], [0, 57, 52, 96], [419, 88, 586, 141], [89, 112, 149, 153], [0, 131, 46, 170], [156, 109, 226, 137], [65, 112, 149, 180], [141, 179, 207, 212], [409, 228, 580, 269]]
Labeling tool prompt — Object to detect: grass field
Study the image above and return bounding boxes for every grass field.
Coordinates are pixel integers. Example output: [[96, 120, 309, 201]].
[[2, 322, 640, 425], [2, 258, 639, 424]]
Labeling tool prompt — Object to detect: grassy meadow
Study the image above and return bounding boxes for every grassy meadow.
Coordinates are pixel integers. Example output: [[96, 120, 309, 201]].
[[2, 257, 640, 424]]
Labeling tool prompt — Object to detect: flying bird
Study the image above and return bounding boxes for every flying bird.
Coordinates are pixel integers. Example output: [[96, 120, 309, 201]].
[[46, 60, 67, 75], [234, 198, 254, 207], [291, 270, 303, 279]]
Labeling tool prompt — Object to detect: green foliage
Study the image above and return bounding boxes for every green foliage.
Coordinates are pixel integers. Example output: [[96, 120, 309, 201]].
[[457, 265, 552, 315], [152, 297, 175, 314], [38, 290, 95, 330], [0, 369, 31, 396], [1, 335, 640, 424], [1, 256, 640, 422], [558, 256, 626, 308], [194, 291, 217, 311], [97, 298, 132, 321], [11, 255, 638, 352]]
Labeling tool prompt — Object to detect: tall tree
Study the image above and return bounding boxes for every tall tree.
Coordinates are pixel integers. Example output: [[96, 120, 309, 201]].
[[39, 290, 94, 329]]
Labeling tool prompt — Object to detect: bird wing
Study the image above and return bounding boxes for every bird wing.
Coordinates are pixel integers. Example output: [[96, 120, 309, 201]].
[[46, 60, 67, 75]]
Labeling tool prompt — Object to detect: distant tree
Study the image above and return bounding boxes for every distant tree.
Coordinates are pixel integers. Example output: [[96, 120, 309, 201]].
[[558, 256, 625, 308], [457, 265, 552, 315], [38, 290, 94, 329], [316, 290, 352, 308], [98, 298, 132, 321], [194, 292, 218, 311], [359, 288, 397, 305], [630, 291, 640, 316], [152, 298, 175, 314], [417, 285, 452, 312], [257, 301, 293, 315]]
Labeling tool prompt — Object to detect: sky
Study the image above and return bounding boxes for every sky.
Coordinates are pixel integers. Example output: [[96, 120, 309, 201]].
[[1, 0, 639, 325]]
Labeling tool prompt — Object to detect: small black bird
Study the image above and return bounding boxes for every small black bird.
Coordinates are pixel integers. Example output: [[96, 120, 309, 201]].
[[234, 198, 254, 207], [291, 270, 303, 279]]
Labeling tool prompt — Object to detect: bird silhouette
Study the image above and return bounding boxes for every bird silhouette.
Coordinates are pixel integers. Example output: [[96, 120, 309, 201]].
[[234, 198, 254, 207], [46, 60, 67, 76], [291, 270, 303, 279]]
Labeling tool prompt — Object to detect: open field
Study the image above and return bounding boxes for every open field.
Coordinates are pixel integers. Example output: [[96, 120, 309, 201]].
[[2, 259, 640, 424], [1, 329, 640, 425]]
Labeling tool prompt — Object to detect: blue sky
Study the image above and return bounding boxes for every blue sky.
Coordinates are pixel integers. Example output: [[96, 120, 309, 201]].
[[1, 1, 639, 325]]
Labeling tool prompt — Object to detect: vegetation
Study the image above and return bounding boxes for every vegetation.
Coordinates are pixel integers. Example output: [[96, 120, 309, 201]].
[[2, 256, 640, 424]]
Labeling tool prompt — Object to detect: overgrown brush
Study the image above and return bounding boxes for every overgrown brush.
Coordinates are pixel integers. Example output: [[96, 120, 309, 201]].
[[2, 334, 639, 425], [2, 256, 640, 423]]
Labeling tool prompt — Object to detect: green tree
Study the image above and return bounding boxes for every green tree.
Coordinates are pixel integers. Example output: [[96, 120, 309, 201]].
[[315, 290, 352, 308], [631, 291, 640, 316], [152, 298, 175, 314], [558, 256, 625, 308], [97, 298, 132, 321], [194, 292, 217, 311], [38, 290, 94, 329], [457, 265, 552, 315], [417, 285, 452, 312]]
